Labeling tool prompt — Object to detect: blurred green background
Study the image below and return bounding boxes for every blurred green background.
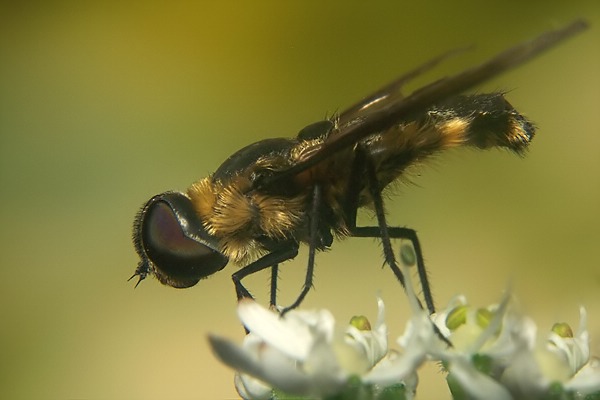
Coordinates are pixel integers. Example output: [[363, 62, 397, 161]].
[[1, 2, 599, 399]]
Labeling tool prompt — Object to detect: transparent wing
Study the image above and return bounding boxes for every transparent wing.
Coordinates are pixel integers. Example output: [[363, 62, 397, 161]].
[[257, 19, 588, 189], [337, 47, 469, 127]]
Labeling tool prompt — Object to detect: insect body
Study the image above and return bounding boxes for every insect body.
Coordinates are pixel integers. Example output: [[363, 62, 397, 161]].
[[131, 20, 587, 314]]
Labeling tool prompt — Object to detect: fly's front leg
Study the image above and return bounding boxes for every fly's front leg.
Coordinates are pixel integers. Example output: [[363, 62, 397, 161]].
[[231, 244, 298, 302], [281, 184, 323, 315]]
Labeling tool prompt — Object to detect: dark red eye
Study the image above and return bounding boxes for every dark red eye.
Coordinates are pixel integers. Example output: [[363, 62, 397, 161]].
[[132, 192, 228, 288]]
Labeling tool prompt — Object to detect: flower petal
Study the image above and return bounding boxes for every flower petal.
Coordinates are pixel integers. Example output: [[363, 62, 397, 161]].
[[565, 357, 600, 394], [236, 299, 316, 360], [209, 334, 265, 379], [234, 373, 272, 400], [364, 313, 434, 387], [210, 333, 324, 396]]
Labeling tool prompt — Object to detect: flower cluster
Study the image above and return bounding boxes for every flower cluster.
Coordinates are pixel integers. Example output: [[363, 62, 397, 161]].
[[436, 294, 599, 399], [209, 292, 599, 400], [209, 296, 406, 399], [209, 244, 599, 400], [210, 295, 599, 400]]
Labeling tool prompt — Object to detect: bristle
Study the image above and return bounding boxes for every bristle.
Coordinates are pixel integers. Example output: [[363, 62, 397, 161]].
[[430, 93, 536, 154], [188, 177, 217, 220], [436, 117, 471, 148], [506, 111, 536, 155], [364, 93, 536, 189], [253, 193, 306, 238]]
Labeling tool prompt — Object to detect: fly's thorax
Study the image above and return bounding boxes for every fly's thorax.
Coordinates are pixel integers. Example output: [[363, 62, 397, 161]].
[[187, 176, 307, 263]]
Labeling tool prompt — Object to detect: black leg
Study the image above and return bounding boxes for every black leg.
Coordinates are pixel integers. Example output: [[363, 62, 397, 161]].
[[351, 226, 435, 315], [232, 244, 298, 301], [232, 180, 321, 312], [343, 142, 367, 229], [348, 152, 449, 345], [281, 184, 322, 315], [344, 146, 436, 315], [269, 264, 279, 307]]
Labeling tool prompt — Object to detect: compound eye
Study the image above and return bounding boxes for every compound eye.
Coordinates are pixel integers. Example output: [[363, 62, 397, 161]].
[[139, 192, 228, 288]]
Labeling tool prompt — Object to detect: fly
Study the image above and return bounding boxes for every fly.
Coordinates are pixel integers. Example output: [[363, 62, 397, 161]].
[[131, 20, 587, 315]]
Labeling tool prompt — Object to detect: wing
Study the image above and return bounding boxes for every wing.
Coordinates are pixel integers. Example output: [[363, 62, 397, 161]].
[[336, 47, 470, 127], [255, 18, 587, 190]]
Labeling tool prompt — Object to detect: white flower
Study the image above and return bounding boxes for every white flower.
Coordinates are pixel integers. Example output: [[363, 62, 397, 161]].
[[206, 243, 599, 399], [209, 297, 414, 399], [362, 310, 439, 390], [565, 356, 600, 395], [434, 294, 600, 399]]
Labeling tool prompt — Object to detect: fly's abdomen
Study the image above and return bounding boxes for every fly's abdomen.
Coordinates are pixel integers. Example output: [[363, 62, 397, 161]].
[[429, 93, 535, 154], [366, 93, 535, 186]]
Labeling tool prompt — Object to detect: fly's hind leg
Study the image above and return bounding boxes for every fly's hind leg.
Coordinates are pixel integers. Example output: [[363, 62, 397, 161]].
[[351, 225, 435, 315], [269, 264, 279, 307], [344, 145, 436, 315]]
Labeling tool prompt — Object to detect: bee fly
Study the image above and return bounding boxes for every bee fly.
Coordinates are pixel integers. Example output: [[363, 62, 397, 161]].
[[131, 20, 587, 315]]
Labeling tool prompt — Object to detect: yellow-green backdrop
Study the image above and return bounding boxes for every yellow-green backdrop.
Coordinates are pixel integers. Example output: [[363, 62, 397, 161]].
[[1, 2, 599, 399]]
